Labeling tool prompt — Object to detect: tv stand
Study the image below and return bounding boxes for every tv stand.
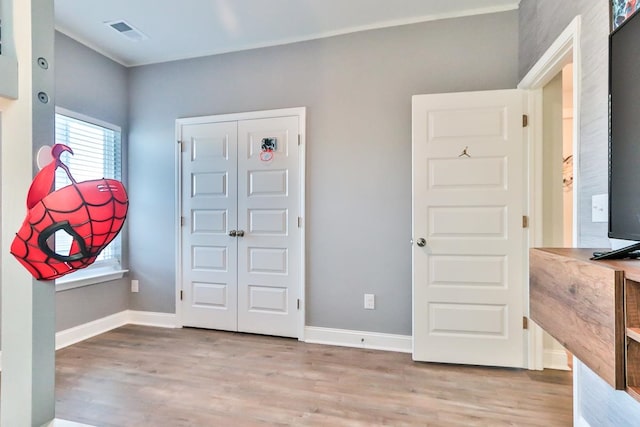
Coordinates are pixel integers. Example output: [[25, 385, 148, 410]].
[[591, 242, 640, 260], [530, 248, 640, 403]]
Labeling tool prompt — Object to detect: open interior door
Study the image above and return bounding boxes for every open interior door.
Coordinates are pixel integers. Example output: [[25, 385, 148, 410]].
[[412, 89, 527, 368]]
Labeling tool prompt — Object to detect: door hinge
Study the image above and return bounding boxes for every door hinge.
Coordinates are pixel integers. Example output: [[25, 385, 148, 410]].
[[522, 215, 529, 228], [178, 140, 186, 152], [522, 114, 528, 127], [523, 316, 529, 330], [180, 290, 184, 301], [298, 217, 302, 228], [297, 299, 300, 310], [181, 216, 185, 226], [298, 134, 301, 146]]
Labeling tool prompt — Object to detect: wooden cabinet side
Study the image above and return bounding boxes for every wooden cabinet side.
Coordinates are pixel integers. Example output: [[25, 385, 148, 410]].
[[530, 248, 624, 389], [626, 279, 640, 399]]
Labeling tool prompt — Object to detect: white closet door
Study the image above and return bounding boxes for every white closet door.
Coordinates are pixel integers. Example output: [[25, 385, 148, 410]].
[[237, 116, 300, 338], [181, 121, 238, 331]]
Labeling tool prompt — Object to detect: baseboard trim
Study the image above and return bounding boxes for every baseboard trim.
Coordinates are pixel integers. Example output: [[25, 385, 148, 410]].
[[56, 311, 130, 350], [128, 310, 179, 328], [45, 419, 95, 427], [543, 348, 571, 371], [56, 310, 177, 351], [304, 326, 412, 353]]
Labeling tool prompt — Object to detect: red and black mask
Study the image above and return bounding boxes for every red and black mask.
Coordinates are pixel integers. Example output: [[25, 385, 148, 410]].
[[11, 144, 128, 281]]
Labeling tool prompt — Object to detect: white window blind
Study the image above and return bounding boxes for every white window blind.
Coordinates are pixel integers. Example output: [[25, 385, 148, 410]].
[[54, 110, 123, 264]]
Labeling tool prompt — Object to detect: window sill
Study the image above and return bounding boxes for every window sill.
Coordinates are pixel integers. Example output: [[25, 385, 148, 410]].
[[56, 266, 129, 291]]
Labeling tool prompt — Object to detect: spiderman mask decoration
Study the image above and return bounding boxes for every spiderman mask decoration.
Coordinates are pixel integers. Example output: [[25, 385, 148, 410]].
[[11, 144, 128, 281]]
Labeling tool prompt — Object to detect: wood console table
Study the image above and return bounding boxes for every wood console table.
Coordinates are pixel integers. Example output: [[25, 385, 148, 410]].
[[529, 248, 640, 402]]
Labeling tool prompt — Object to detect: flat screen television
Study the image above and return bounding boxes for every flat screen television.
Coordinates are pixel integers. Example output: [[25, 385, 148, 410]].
[[593, 8, 640, 259]]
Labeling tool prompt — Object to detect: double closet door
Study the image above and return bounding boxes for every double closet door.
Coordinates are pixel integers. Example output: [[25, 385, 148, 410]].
[[179, 112, 302, 338]]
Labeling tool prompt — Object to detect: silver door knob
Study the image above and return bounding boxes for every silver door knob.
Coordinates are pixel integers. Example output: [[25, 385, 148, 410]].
[[416, 238, 426, 247], [229, 230, 237, 237], [236, 230, 245, 237]]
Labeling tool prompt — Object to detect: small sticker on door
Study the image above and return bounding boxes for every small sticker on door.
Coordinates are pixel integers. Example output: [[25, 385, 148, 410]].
[[260, 137, 277, 162]]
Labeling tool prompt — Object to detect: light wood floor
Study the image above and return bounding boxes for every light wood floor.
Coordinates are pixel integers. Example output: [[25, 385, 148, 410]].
[[54, 325, 572, 426]]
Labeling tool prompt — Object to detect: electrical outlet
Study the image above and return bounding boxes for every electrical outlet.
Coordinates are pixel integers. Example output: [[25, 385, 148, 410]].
[[131, 279, 139, 293], [364, 293, 375, 310], [592, 193, 608, 223]]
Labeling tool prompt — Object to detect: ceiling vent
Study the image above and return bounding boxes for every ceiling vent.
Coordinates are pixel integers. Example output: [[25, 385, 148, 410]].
[[105, 20, 148, 41]]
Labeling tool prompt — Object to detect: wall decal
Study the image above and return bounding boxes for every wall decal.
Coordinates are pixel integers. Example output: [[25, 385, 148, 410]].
[[10, 144, 129, 280], [260, 137, 277, 162]]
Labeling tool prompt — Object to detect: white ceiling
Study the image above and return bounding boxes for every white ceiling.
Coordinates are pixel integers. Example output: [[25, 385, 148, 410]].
[[55, 0, 520, 67]]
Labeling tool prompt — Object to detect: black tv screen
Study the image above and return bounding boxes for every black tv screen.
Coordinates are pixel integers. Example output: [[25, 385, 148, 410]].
[[609, 9, 640, 242]]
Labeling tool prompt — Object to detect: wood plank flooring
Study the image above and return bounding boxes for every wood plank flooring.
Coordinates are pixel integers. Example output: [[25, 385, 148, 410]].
[[53, 325, 572, 426]]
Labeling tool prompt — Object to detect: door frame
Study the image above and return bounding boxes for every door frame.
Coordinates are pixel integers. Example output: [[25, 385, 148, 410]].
[[175, 107, 307, 340], [518, 16, 582, 370]]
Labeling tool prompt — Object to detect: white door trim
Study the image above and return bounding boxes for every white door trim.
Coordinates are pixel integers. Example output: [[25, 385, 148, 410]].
[[518, 16, 582, 370], [175, 107, 307, 340]]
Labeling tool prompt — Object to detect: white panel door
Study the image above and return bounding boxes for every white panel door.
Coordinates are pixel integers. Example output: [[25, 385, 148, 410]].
[[181, 121, 238, 331], [412, 90, 526, 368], [237, 116, 300, 337], [180, 113, 301, 338]]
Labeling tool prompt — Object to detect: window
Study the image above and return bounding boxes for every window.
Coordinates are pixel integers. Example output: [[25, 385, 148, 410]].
[[54, 108, 126, 287]]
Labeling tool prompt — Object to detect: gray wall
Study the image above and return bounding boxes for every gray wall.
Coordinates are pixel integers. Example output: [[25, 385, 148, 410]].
[[578, 361, 640, 427], [519, 1, 580, 80], [519, 0, 640, 421], [54, 32, 130, 331], [127, 11, 519, 335]]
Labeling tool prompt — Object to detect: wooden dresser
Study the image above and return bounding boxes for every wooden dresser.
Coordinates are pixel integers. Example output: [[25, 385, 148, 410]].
[[529, 248, 640, 402]]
